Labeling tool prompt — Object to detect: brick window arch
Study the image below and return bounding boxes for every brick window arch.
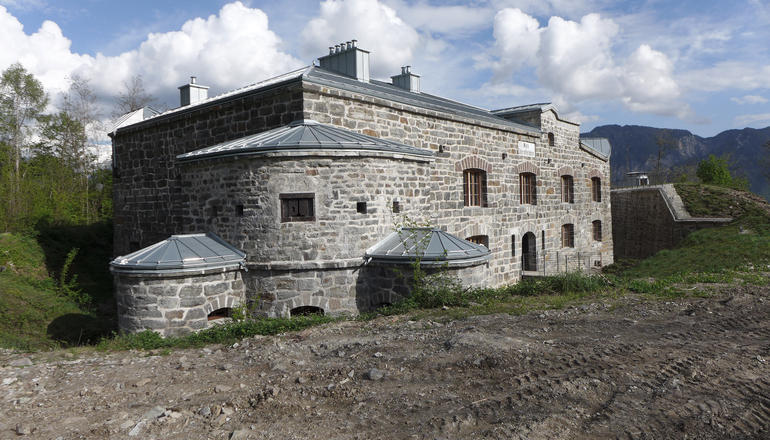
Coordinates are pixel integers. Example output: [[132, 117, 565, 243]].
[[463, 168, 488, 207]]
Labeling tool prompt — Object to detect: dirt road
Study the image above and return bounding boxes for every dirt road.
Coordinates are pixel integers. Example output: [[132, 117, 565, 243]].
[[2, 286, 769, 439]]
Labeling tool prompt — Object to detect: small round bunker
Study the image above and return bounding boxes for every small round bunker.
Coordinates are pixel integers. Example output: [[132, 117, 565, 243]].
[[362, 228, 492, 307], [110, 233, 246, 336]]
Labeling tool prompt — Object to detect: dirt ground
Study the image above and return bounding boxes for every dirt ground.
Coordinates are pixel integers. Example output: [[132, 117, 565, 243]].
[[1, 286, 769, 440]]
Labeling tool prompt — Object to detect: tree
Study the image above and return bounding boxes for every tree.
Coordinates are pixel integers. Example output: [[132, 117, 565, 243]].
[[60, 74, 102, 222], [0, 63, 48, 225], [696, 154, 748, 190], [114, 74, 156, 116], [653, 129, 677, 183]]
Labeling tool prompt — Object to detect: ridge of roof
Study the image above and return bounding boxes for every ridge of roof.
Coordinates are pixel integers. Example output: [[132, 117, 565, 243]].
[[114, 64, 540, 135], [176, 119, 433, 162]]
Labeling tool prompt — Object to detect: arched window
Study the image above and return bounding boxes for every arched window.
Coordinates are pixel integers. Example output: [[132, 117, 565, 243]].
[[463, 168, 488, 207], [561, 175, 574, 203], [592, 220, 602, 241], [207, 308, 233, 321], [591, 177, 602, 202], [548, 132, 555, 146], [520, 172, 536, 204], [561, 224, 575, 248]]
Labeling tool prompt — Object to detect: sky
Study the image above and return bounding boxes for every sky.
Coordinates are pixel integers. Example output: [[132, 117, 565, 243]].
[[1, 0, 769, 138]]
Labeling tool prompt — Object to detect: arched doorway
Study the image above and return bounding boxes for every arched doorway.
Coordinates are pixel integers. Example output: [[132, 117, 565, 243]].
[[522, 232, 537, 271]]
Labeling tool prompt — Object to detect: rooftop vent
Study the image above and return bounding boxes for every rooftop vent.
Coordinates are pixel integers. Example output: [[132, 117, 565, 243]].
[[391, 65, 420, 93], [318, 39, 370, 82], [178, 76, 209, 107]]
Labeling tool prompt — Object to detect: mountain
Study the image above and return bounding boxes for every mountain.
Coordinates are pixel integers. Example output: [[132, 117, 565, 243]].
[[582, 125, 770, 200]]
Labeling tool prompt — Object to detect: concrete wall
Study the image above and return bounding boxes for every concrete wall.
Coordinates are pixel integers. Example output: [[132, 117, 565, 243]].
[[611, 186, 730, 259]]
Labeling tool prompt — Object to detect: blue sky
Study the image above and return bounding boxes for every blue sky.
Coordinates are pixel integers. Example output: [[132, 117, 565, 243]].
[[1, 0, 769, 137]]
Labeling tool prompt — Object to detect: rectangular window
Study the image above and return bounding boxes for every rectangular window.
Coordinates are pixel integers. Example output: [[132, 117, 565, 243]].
[[280, 193, 315, 222], [465, 235, 489, 248], [520, 173, 536, 205], [235, 204, 244, 216], [561, 175, 574, 203], [356, 201, 368, 214], [593, 220, 602, 241], [511, 235, 515, 257], [463, 169, 487, 207], [592, 177, 602, 202], [561, 224, 574, 248]]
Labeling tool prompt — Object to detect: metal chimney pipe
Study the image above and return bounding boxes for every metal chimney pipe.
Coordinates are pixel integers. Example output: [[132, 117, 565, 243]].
[[346, 41, 352, 50], [406, 65, 411, 73], [401, 66, 406, 74], [351, 39, 357, 47], [335, 44, 340, 53], [190, 76, 196, 84], [329, 46, 334, 55]]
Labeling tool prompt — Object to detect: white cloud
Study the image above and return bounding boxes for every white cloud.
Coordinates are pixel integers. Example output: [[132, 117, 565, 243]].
[[382, 0, 493, 35], [489, 9, 690, 118], [491, 8, 540, 80], [734, 112, 770, 126], [681, 62, 770, 92], [731, 95, 768, 105], [0, 2, 302, 113], [300, 0, 420, 78]]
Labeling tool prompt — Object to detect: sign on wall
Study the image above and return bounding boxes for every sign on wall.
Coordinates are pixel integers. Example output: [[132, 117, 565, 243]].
[[518, 141, 535, 157]]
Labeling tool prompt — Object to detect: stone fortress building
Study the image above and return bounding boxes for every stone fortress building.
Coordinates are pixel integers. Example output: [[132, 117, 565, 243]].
[[109, 41, 613, 335]]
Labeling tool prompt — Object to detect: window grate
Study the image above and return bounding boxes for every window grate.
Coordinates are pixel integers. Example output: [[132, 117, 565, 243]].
[[520, 173, 537, 205], [561, 175, 574, 203], [280, 193, 315, 222], [463, 169, 487, 207], [561, 224, 575, 248]]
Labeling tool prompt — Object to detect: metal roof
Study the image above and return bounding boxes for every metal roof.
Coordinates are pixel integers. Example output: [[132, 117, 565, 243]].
[[365, 228, 491, 267], [116, 66, 539, 136], [302, 67, 539, 134], [177, 119, 433, 162], [491, 103, 554, 115], [110, 233, 245, 273], [580, 137, 612, 159]]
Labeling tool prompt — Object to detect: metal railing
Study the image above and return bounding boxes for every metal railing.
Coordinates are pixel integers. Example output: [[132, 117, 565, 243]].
[[521, 251, 605, 276]]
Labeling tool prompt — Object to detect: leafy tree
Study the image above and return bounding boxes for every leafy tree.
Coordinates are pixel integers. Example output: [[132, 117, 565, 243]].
[[696, 154, 748, 190], [0, 63, 48, 225]]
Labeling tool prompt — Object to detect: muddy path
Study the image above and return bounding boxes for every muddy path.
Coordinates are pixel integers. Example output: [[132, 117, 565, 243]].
[[2, 286, 769, 439]]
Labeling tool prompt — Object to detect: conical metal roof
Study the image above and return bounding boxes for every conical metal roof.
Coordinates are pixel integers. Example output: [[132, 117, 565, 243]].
[[177, 119, 433, 162], [110, 233, 245, 273], [365, 228, 491, 267]]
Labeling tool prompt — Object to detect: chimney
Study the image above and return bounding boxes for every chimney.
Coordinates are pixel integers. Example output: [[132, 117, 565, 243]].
[[178, 76, 209, 107], [318, 39, 370, 82], [391, 65, 420, 93]]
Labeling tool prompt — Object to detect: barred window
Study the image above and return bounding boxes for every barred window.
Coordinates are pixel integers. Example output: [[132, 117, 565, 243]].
[[280, 193, 315, 222], [520, 173, 537, 205], [561, 224, 575, 248], [561, 175, 574, 203], [592, 177, 602, 202], [593, 220, 602, 241], [463, 169, 488, 207], [465, 235, 489, 248]]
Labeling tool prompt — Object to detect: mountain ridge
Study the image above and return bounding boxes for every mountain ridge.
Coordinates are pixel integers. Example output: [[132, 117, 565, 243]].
[[582, 124, 770, 200]]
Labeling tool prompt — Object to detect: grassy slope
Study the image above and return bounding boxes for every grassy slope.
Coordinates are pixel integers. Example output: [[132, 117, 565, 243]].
[[622, 184, 770, 278], [0, 233, 84, 350]]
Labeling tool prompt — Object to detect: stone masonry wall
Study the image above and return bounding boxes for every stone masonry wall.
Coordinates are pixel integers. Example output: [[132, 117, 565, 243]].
[[303, 84, 613, 284], [178, 152, 433, 264], [112, 80, 304, 256], [114, 268, 244, 337]]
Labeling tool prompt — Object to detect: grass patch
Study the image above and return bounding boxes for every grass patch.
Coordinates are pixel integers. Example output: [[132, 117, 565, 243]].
[[0, 232, 109, 351], [98, 314, 339, 351]]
